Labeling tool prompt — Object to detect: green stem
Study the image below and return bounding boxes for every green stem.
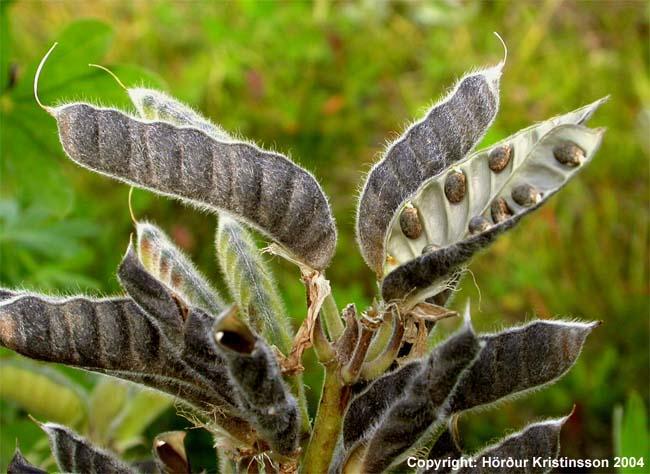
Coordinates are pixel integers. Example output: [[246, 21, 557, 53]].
[[302, 366, 349, 473], [321, 291, 343, 340]]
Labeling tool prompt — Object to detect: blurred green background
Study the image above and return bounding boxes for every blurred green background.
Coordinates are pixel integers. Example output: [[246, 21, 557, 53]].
[[1, 0, 648, 472]]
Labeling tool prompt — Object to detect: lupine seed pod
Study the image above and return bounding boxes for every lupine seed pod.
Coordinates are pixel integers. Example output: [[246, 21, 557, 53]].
[[0, 291, 246, 429], [50, 101, 336, 270], [382, 120, 606, 304], [34, 45, 336, 271], [359, 319, 481, 472], [117, 242, 242, 413], [453, 416, 570, 474], [40, 423, 135, 474], [446, 320, 598, 414], [422, 427, 462, 474], [343, 360, 423, 449], [214, 306, 300, 455], [118, 241, 187, 341], [128, 87, 231, 141], [215, 214, 293, 354], [8, 448, 46, 474], [153, 431, 190, 474], [136, 221, 225, 315], [357, 63, 503, 275]]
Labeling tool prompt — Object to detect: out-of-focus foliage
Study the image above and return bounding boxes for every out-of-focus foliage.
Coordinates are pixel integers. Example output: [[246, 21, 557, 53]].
[[614, 391, 649, 473], [0, 1, 647, 472]]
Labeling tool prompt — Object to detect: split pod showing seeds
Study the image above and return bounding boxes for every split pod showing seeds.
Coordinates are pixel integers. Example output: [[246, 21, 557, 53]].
[[356, 61, 503, 275], [37, 46, 336, 271], [382, 104, 606, 304]]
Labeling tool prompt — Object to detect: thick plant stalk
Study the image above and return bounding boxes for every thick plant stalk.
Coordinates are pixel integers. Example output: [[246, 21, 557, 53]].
[[302, 367, 349, 473]]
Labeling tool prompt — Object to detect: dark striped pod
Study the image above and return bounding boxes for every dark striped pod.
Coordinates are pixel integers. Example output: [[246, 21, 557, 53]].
[[359, 323, 480, 472], [356, 64, 502, 274], [343, 360, 423, 449], [41, 423, 135, 474], [446, 320, 598, 414], [454, 416, 569, 474], [382, 204, 530, 302], [422, 427, 462, 474], [118, 241, 186, 342], [52, 103, 336, 271], [0, 292, 239, 416], [137, 221, 225, 316], [8, 448, 47, 474], [214, 308, 301, 455]]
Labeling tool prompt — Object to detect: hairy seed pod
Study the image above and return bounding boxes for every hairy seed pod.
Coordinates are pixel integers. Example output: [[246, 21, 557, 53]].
[[454, 416, 569, 474], [444, 171, 467, 203], [214, 307, 300, 455], [343, 361, 423, 449], [137, 222, 225, 315], [51, 104, 336, 270], [215, 214, 293, 354], [511, 183, 541, 207], [118, 242, 186, 342], [423, 427, 462, 474], [41, 423, 135, 474], [468, 215, 491, 234], [360, 323, 480, 472], [422, 243, 439, 254], [382, 209, 527, 301], [8, 448, 47, 474], [381, 123, 605, 302], [490, 197, 512, 223], [553, 141, 585, 167], [129, 88, 231, 141], [447, 320, 598, 414], [0, 291, 248, 427], [487, 144, 512, 172], [400, 205, 423, 239], [357, 64, 502, 273]]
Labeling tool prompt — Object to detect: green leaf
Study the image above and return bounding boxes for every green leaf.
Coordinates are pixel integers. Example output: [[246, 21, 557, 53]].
[[88, 379, 130, 446], [12, 19, 114, 101], [0, 0, 11, 95], [614, 391, 649, 473], [110, 389, 172, 451], [2, 19, 164, 213], [0, 358, 87, 426]]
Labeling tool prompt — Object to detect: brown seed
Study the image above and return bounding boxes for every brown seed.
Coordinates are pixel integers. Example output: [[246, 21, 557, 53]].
[[553, 142, 585, 167], [444, 171, 467, 203], [468, 215, 491, 234], [400, 205, 423, 239], [488, 145, 512, 172], [422, 243, 439, 255], [491, 197, 513, 223], [511, 183, 541, 207]]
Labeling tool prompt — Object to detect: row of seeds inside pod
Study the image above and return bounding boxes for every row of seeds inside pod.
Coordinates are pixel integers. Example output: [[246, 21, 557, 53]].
[[399, 141, 587, 250]]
